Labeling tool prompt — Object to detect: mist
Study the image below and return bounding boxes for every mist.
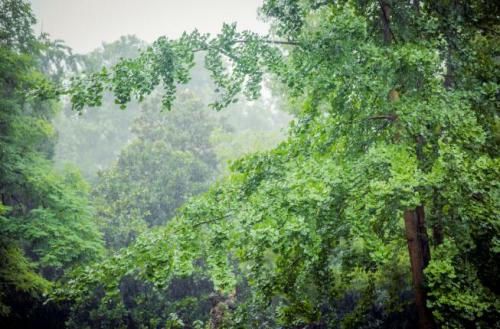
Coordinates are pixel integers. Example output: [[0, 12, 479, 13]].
[[2, 0, 497, 328]]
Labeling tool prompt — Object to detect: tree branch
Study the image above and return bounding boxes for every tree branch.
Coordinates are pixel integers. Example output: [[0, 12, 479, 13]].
[[235, 39, 300, 46], [366, 114, 399, 121], [172, 212, 234, 234]]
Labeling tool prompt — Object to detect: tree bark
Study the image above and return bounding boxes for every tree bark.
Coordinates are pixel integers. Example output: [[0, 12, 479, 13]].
[[404, 207, 434, 329]]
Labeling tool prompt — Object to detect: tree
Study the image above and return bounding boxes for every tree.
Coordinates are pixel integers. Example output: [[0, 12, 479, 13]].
[[93, 90, 219, 250], [53, 36, 146, 181], [58, 92, 225, 329], [50, 0, 500, 328], [0, 1, 104, 326], [47, 33, 291, 327]]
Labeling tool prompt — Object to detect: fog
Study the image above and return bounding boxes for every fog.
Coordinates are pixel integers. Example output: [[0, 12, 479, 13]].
[[29, 1, 286, 181], [29, 0, 269, 53]]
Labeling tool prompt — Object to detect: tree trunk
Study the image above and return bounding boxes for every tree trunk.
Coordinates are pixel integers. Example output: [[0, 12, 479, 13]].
[[379, 3, 435, 327], [380, 1, 393, 44], [404, 207, 434, 329]]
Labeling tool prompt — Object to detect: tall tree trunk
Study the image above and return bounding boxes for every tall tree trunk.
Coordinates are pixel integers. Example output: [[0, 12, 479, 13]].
[[405, 131, 435, 329], [404, 207, 434, 329], [379, 3, 435, 327]]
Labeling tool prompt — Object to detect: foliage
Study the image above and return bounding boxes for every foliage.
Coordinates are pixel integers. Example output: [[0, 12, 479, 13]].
[[59, 0, 499, 328], [0, 0, 36, 52], [93, 91, 219, 250], [53, 36, 146, 181], [1, 0, 498, 328], [0, 1, 104, 325], [51, 36, 289, 328], [2, 164, 104, 278]]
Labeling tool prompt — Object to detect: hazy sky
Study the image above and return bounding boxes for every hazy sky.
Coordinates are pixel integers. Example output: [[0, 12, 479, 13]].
[[29, 0, 269, 54]]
